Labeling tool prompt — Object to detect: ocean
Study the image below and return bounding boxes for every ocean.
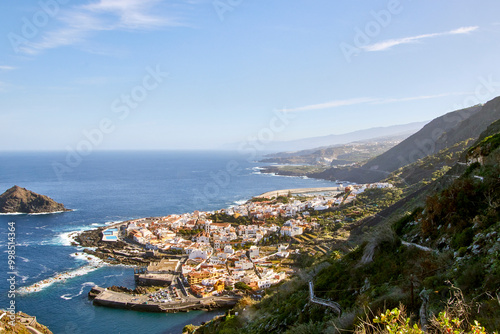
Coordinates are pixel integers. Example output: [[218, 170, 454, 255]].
[[0, 151, 337, 334]]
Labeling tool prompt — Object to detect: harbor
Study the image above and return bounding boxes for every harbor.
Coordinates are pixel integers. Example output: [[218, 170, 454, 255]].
[[89, 286, 240, 313]]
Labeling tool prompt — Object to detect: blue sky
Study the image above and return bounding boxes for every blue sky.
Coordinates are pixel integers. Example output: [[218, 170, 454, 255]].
[[1, 0, 500, 150]]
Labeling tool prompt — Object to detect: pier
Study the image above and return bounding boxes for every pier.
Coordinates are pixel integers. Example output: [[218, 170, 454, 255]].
[[89, 286, 240, 313]]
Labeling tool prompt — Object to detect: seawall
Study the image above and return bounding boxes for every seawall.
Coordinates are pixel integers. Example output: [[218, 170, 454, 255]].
[[89, 286, 239, 313]]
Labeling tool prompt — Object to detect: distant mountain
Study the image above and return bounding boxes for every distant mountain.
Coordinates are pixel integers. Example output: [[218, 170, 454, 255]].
[[263, 121, 428, 152], [362, 105, 483, 172], [0, 185, 70, 213], [312, 96, 500, 183], [261, 134, 407, 166]]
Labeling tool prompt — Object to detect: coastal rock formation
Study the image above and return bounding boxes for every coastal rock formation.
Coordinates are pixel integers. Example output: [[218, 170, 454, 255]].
[[108, 285, 150, 294], [0, 185, 70, 213], [75, 227, 152, 266]]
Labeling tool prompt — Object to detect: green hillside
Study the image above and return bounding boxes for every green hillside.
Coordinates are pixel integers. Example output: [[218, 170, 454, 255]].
[[311, 97, 500, 183], [190, 117, 500, 334], [385, 139, 474, 190]]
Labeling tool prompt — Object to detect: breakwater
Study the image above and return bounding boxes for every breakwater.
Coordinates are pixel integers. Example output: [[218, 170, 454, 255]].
[[89, 286, 240, 313]]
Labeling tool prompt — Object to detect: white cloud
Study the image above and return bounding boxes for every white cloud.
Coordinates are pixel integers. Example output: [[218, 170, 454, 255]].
[[284, 92, 469, 113], [362, 26, 479, 52], [81, 0, 172, 29], [449, 26, 478, 34], [0, 66, 16, 71], [22, 0, 190, 54]]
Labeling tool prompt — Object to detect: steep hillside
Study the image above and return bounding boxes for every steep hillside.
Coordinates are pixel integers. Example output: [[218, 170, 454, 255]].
[[313, 97, 500, 183], [192, 120, 500, 334], [384, 139, 474, 190], [435, 96, 500, 152], [466, 118, 500, 152], [362, 104, 482, 172]]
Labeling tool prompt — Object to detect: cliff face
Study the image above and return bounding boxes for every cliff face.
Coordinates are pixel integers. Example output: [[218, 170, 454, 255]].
[[0, 185, 70, 213]]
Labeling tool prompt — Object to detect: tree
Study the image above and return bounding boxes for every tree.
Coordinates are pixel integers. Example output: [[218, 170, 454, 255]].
[[182, 324, 195, 333], [235, 281, 251, 291]]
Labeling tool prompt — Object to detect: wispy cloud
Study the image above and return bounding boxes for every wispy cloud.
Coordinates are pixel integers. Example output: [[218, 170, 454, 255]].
[[362, 26, 479, 52], [284, 97, 378, 112], [82, 0, 171, 29], [284, 92, 469, 113], [371, 92, 468, 104], [0, 65, 16, 71], [22, 0, 190, 54]]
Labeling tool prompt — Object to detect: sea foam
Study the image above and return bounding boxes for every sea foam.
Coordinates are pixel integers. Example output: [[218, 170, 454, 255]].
[[17, 253, 105, 295], [60, 282, 96, 300]]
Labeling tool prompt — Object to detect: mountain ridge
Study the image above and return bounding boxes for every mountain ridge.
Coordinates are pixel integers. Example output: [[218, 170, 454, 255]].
[[228, 121, 428, 153], [260, 134, 407, 166], [311, 98, 500, 183]]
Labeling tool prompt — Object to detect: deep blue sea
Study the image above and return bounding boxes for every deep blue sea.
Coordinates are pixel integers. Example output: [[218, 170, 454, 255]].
[[0, 151, 337, 334]]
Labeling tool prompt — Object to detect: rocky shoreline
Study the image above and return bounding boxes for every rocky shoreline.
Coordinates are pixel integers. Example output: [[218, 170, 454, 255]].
[[0, 309, 53, 333], [258, 166, 313, 177], [74, 225, 151, 266]]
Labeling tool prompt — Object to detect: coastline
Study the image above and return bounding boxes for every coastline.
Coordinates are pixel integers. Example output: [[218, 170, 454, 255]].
[[73, 224, 152, 266], [68, 185, 345, 315], [0, 209, 73, 215], [0, 151, 349, 334]]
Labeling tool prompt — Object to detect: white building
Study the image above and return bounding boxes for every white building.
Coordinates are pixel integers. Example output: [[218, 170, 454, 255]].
[[280, 225, 303, 237], [224, 245, 235, 255], [188, 248, 211, 260], [235, 260, 253, 270], [313, 204, 329, 211], [249, 245, 259, 259], [257, 279, 271, 289]]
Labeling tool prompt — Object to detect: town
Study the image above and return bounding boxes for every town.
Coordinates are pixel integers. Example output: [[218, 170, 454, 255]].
[[95, 183, 393, 303]]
